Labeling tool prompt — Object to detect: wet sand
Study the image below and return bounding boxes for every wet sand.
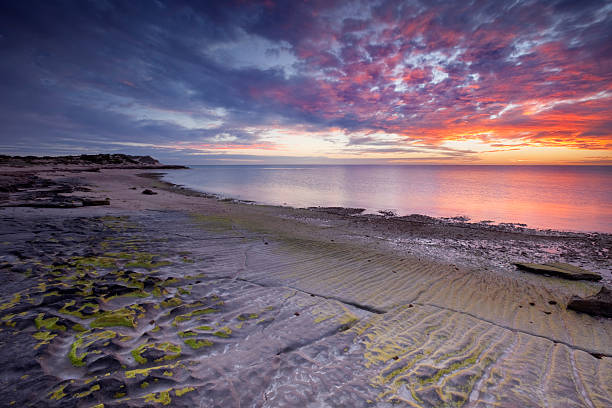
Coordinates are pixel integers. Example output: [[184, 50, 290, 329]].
[[0, 165, 610, 407]]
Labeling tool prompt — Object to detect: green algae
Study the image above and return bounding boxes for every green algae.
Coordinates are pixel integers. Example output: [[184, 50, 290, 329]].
[[131, 342, 182, 364], [33, 330, 58, 348], [175, 386, 195, 397], [152, 286, 167, 297], [419, 348, 484, 386], [144, 390, 171, 405], [131, 348, 147, 365], [123, 364, 165, 378], [237, 313, 258, 321], [68, 344, 85, 367], [49, 384, 67, 400], [90, 309, 136, 328], [75, 384, 100, 398], [33, 331, 57, 340], [59, 300, 99, 319], [104, 289, 150, 301], [1, 313, 16, 327], [212, 326, 232, 338], [35, 313, 66, 331], [73, 256, 117, 269], [0, 293, 21, 311], [185, 301, 205, 309], [160, 297, 182, 308], [195, 325, 213, 331], [69, 330, 117, 367], [173, 308, 217, 326], [314, 314, 334, 324], [184, 338, 213, 349], [161, 278, 180, 286], [190, 213, 235, 233], [122, 252, 172, 269], [179, 330, 197, 338]]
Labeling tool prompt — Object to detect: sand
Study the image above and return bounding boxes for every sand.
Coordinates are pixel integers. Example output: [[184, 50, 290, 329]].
[[0, 164, 610, 407]]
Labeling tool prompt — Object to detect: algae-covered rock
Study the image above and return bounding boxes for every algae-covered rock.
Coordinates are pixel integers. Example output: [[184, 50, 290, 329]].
[[90, 310, 136, 328], [568, 286, 612, 318], [514, 262, 601, 281]]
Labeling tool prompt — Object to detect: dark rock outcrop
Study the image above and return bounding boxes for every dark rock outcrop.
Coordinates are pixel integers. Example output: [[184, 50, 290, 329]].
[[81, 198, 110, 206], [568, 287, 612, 318], [308, 206, 365, 216], [514, 262, 602, 281]]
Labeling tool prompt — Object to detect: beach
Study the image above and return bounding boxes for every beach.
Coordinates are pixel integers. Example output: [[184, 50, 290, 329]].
[[0, 158, 610, 407]]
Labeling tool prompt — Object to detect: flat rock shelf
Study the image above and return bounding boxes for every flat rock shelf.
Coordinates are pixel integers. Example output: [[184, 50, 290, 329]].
[[514, 262, 603, 281]]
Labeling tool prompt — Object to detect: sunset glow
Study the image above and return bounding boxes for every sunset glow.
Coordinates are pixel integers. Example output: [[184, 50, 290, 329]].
[[1, 1, 611, 164]]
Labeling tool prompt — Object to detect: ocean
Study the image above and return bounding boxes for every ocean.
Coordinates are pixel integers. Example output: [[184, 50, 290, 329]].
[[161, 165, 612, 233]]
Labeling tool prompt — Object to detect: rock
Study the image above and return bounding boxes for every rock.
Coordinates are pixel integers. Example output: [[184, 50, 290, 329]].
[[81, 198, 110, 206], [308, 207, 365, 216], [88, 355, 122, 375], [568, 287, 612, 318], [95, 377, 127, 399], [378, 209, 397, 217], [142, 189, 157, 195], [0, 154, 188, 169], [141, 348, 166, 361], [80, 305, 97, 316], [513, 262, 601, 281]]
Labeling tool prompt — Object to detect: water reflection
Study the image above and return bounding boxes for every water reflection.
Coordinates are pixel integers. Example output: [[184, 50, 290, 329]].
[[163, 165, 612, 233]]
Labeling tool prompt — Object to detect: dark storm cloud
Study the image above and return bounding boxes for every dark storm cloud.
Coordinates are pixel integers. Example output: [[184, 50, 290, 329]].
[[0, 0, 611, 161]]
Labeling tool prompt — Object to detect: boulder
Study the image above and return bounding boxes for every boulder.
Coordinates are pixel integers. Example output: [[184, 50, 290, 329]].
[[568, 287, 612, 318], [514, 262, 601, 281]]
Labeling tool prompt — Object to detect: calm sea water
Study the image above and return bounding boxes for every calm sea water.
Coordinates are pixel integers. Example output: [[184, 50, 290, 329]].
[[162, 165, 612, 233]]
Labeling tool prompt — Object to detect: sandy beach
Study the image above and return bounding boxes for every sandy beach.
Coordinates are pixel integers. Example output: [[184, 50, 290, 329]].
[[0, 159, 610, 407]]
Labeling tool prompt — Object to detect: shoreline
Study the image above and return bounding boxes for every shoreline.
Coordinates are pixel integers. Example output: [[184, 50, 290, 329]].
[[1, 160, 611, 407], [145, 171, 612, 285], [158, 166, 612, 236], [2, 164, 610, 284], [151, 171, 610, 238]]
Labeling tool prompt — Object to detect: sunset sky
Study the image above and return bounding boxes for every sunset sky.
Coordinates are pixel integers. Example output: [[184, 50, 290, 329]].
[[1, 0, 611, 164]]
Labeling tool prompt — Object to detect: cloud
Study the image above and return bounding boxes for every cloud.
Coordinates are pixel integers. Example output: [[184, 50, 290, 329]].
[[0, 0, 610, 162]]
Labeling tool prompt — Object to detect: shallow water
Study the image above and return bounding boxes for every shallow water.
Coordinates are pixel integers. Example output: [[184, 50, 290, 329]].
[[162, 165, 612, 233]]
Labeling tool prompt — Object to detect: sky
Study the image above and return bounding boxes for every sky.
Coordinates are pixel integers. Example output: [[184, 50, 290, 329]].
[[0, 0, 611, 165]]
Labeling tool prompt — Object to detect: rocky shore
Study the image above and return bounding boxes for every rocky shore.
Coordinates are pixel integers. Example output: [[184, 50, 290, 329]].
[[0, 156, 610, 407], [0, 154, 187, 170]]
